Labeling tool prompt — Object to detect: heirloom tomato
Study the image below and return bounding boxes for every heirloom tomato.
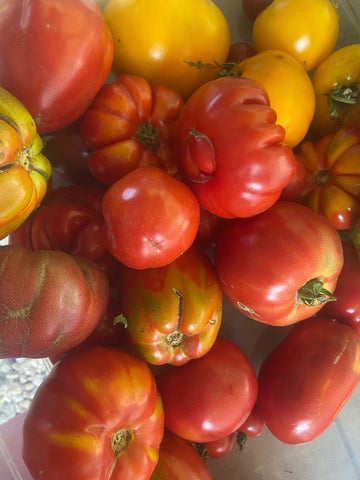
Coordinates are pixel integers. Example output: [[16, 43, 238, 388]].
[[102, 166, 200, 269], [0, 245, 109, 358], [257, 316, 360, 444], [322, 241, 360, 338], [103, 0, 231, 100], [80, 75, 183, 185], [151, 429, 212, 480], [0, 0, 113, 133], [291, 126, 360, 230], [8, 185, 118, 280], [156, 337, 258, 443], [253, 0, 339, 72], [118, 245, 222, 365], [0, 87, 51, 240], [215, 201, 343, 326], [22, 346, 164, 480], [173, 76, 296, 218], [237, 49, 316, 147], [310, 44, 360, 138]]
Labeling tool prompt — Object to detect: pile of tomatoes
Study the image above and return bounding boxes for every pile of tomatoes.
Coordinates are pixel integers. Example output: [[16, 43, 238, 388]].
[[0, 0, 360, 479]]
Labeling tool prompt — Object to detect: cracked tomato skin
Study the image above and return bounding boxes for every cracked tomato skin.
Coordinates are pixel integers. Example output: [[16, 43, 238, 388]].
[[102, 166, 200, 269], [22, 346, 164, 480], [173, 76, 296, 218], [257, 316, 360, 444], [118, 245, 222, 365], [0, 245, 109, 358], [0, 0, 114, 133], [214, 201, 344, 326]]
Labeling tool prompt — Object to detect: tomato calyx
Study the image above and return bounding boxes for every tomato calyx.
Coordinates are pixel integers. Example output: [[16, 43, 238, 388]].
[[297, 277, 336, 307], [236, 431, 248, 451], [135, 121, 162, 152], [111, 428, 134, 457], [328, 83, 360, 122], [185, 60, 242, 78]]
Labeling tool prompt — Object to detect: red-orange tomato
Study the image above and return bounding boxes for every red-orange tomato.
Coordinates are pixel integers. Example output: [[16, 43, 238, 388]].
[[293, 126, 360, 230], [257, 316, 360, 444], [238, 403, 265, 438], [22, 346, 165, 480], [119, 245, 222, 365], [200, 431, 236, 459]]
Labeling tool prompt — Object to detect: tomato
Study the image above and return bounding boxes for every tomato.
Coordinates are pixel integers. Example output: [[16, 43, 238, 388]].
[[238, 403, 265, 438], [214, 201, 344, 326], [151, 429, 212, 480], [291, 126, 360, 230], [226, 42, 256, 63], [102, 166, 200, 269], [102, 0, 231, 100], [0, 87, 52, 240], [354, 218, 360, 259], [80, 75, 184, 185], [118, 245, 222, 365], [237, 50, 316, 147], [8, 185, 118, 280], [253, 0, 339, 72], [310, 44, 360, 138], [321, 241, 360, 338], [242, 0, 270, 21], [0, 0, 113, 133], [194, 208, 228, 250], [257, 316, 360, 444], [156, 337, 258, 443], [22, 346, 164, 480], [173, 76, 296, 218], [0, 245, 109, 358], [198, 432, 236, 459]]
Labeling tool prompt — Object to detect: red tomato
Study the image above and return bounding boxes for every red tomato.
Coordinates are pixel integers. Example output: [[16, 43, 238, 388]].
[[194, 208, 228, 250], [173, 76, 296, 218], [238, 403, 265, 438], [156, 337, 258, 443], [257, 316, 360, 444], [242, 0, 270, 21], [215, 201, 344, 326], [199, 431, 236, 459], [118, 245, 222, 365], [22, 346, 164, 480], [226, 42, 256, 63], [102, 166, 200, 269], [80, 75, 183, 185], [0, 0, 114, 133], [322, 241, 360, 338], [151, 429, 212, 480], [0, 245, 109, 358]]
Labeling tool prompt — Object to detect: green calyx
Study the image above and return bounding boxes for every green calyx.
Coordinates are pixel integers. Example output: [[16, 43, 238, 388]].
[[327, 82, 360, 123], [297, 278, 336, 307]]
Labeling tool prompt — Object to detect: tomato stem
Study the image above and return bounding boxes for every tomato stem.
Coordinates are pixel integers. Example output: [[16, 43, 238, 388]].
[[185, 60, 242, 77], [111, 428, 133, 457], [135, 121, 162, 152], [315, 170, 331, 186], [328, 83, 360, 122], [297, 278, 336, 307], [236, 431, 248, 451]]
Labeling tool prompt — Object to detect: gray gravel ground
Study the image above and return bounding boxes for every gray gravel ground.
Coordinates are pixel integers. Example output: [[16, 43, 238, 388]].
[[0, 358, 52, 425]]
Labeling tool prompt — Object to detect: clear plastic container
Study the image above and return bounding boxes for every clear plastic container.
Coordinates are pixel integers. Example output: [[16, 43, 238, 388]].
[[1, 1, 360, 479]]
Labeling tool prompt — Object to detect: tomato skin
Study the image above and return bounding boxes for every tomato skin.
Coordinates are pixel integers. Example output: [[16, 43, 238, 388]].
[[242, 0, 270, 21], [80, 75, 183, 185], [238, 403, 265, 438], [226, 42, 256, 63], [321, 241, 360, 338], [174, 76, 296, 218], [257, 316, 360, 444], [151, 430, 212, 480], [253, 0, 339, 72], [102, 166, 200, 269], [238, 50, 316, 148], [0, 245, 109, 358], [194, 208, 228, 250], [0, 0, 114, 133], [214, 201, 344, 326], [310, 44, 360, 138], [292, 126, 360, 230], [103, 0, 231, 100], [22, 346, 164, 480], [156, 337, 258, 443], [119, 245, 222, 365], [200, 432, 236, 459]]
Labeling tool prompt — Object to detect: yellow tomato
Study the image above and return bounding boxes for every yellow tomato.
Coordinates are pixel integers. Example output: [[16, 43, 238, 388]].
[[103, 0, 231, 100], [238, 50, 315, 148], [310, 44, 360, 138], [253, 0, 339, 72]]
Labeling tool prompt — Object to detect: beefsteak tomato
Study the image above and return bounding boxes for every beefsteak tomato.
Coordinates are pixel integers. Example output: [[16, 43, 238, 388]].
[[0, 245, 109, 358], [102, 166, 200, 269], [257, 316, 360, 444], [0, 0, 114, 133], [156, 336, 258, 443], [118, 245, 222, 365], [22, 346, 164, 480], [173, 76, 296, 218], [214, 201, 344, 326]]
